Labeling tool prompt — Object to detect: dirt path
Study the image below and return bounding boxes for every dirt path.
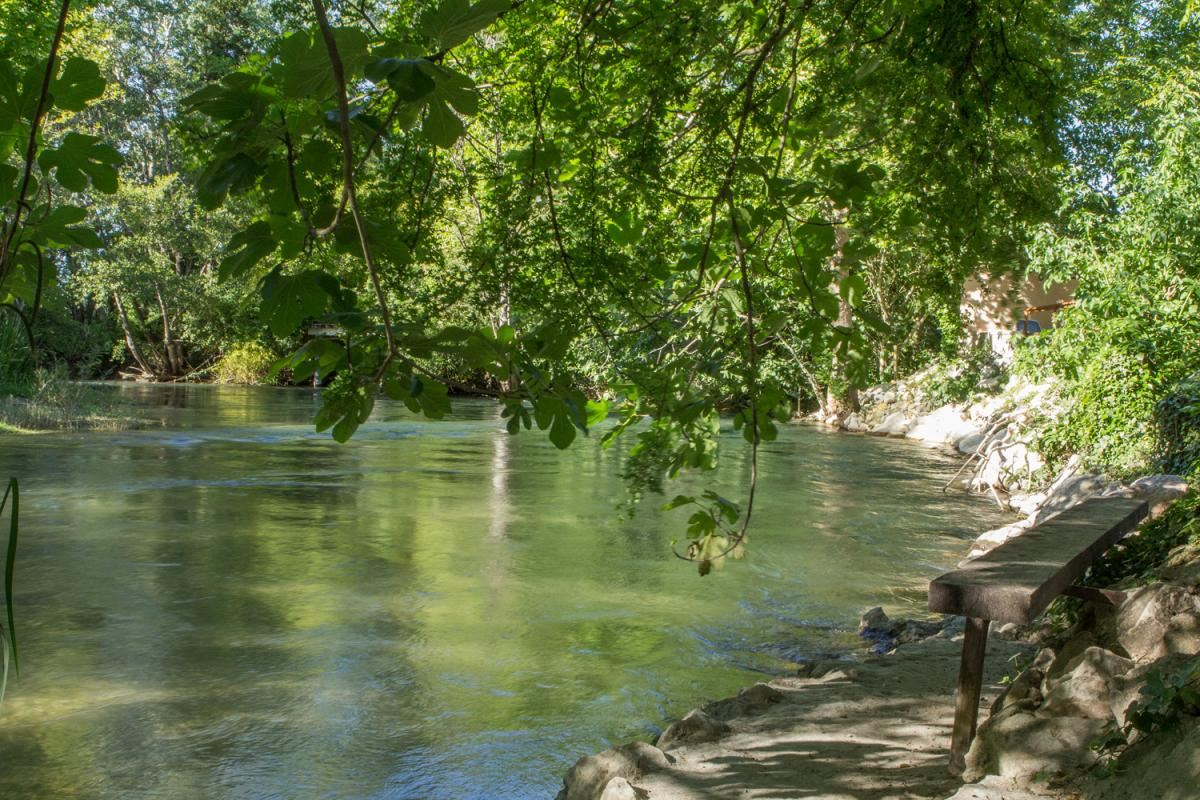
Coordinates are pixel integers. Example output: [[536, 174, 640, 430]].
[[629, 636, 1033, 800]]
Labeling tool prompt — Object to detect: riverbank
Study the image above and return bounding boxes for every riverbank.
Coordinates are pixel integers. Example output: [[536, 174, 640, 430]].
[[556, 368, 1199, 799], [555, 508, 1200, 800], [556, 624, 1031, 800], [0, 372, 141, 433]]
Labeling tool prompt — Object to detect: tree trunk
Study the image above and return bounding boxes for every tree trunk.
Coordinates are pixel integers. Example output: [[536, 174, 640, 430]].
[[824, 211, 860, 423], [113, 293, 155, 377]]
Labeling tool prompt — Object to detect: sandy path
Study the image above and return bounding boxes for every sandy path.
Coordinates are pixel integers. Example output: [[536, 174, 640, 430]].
[[631, 636, 1032, 800]]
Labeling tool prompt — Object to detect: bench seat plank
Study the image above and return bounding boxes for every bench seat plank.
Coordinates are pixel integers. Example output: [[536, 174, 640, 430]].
[[929, 497, 1148, 625]]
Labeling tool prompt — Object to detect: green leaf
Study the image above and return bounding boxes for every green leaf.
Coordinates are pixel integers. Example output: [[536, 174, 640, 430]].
[[220, 221, 276, 280], [50, 58, 105, 111], [585, 399, 609, 426], [278, 28, 371, 100], [37, 133, 123, 194], [421, 62, 479, 115], [0, 163, 20, 205], [260, 269, 336, 337], [663, 494, 695, 510], [0, 60, 21, 130], [606, 210, 644, 246], [421, 0, 509, 51], [366, 58, 436, 102], [272, 339, 346, 382], [22, 204, 101, 249], [549, 410, 576, 449], [839, 273, 868, 308], [268, 214, 308, 259], [197, 153, 261, 209], [422, 100, 464, 148]]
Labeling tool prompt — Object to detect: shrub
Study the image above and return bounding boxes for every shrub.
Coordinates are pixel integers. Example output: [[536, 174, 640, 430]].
[[921, 339, 1006, 408], [212, 342, 277, 385], [1156, 372, 1200, 480]]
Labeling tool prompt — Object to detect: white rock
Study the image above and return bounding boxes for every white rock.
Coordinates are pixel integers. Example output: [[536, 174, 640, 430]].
[[1116, 583, 1200, 663], [1041, 646, 1134, 719], [964, 710, 1108, 781], [955, 429, 987, 454], [1130, 474, 1190, 517], [1008, 492, 1046, 517], [842, 412, 867, 432], [905, 407, 981, 447], [870, 411, 913, 436], [656, 709, 730, 752], [598, 777, 638, 800], [944, 774, 1058, 800], [962, 521, 1033, 563], [1030, 474, 1123, 526], [561, 743, 671, 800]]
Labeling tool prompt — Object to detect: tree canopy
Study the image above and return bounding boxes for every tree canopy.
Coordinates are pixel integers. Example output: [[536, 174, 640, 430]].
[[1, 0, 1197, 569]]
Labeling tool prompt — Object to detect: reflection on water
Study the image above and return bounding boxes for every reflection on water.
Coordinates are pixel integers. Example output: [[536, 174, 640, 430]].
[[0, 384, 1011, 798]]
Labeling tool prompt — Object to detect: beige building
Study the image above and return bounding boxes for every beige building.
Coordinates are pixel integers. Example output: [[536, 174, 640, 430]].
[[960, 272, 1077, 358]]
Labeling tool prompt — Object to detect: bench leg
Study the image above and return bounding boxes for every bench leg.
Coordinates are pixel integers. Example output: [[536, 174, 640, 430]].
[[948, 617, 990, 776]]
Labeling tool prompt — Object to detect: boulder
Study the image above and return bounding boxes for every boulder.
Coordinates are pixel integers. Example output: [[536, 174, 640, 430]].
[[560, 743, 671, 800], [842, 412, 867, 432], [705, 682, 786, 720], [944, 774, 1058, 800], [1040, 646, 1133, 720], [991, 664, 1045, 716], [859, 606, 890, 632], [962, 521, 1033, 563], [955, 428, 988, 454], [1008, 492, 1046, 517], [964, 709, 1108, 781], [1108, 654, 1200, 729], [1076, 716, 1200, 800], [1115, 583, 1200, 663], [1157, 543, 1200, 587], [1129, 474, 1189, 517], [857, 607, 945, 648], [598, 777, 639, 800], [870, 411, 913, 436], [1042, 635, 1098, 685], [656, 709, 730, 752], [1030, 474, 1124, 526], [905, 407, 981, 447]]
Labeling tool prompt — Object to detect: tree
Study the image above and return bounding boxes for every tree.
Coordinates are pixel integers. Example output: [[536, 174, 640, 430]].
[[173, 0, 1074, 569]]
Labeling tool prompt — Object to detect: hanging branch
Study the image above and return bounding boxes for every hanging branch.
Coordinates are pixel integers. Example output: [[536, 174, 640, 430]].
[[310, 0, 397, 376], [0, 0, 72, 284]]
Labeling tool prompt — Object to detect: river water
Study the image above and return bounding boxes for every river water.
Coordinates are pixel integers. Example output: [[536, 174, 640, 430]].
[[0, 384, 1010, 798]]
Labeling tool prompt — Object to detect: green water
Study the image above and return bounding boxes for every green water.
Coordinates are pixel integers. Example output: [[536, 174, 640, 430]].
[[0, 384, 1011, 798]]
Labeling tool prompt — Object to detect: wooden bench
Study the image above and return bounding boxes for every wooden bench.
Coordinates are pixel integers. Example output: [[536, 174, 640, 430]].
[[928, 496, 1149, 774]]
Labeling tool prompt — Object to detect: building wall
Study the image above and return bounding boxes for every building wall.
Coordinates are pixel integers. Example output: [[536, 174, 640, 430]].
[[960, 272, 1077, 357]]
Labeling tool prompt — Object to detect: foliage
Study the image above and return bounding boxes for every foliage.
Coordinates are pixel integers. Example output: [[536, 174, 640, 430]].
[[1087, 493, 1200, 590], [0, 363, 133, 432], [1092, 657, 1200, 771], [6, 0, 1195, 566], [212, 340, 278, 385], [1016, 4, 1200, 478], [1156, 373, 1200, 480], [0, 314, 32, 390], [921, 339, 1006, 409]]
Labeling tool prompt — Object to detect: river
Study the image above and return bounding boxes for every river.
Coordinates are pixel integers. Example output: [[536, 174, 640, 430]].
[[0, 384, 1010, 798]]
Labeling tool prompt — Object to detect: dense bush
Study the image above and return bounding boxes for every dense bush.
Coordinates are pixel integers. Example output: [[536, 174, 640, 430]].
[[0, 317, 33, 393], [922, 339, 1006, 409], [1156, 373, 1200, 479], [212, 342, 278, 385], [1016, 61, 1200, 478]]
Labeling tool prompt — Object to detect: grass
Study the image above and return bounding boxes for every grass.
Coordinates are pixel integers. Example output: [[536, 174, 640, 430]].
[[0, 368, 140, 433]]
